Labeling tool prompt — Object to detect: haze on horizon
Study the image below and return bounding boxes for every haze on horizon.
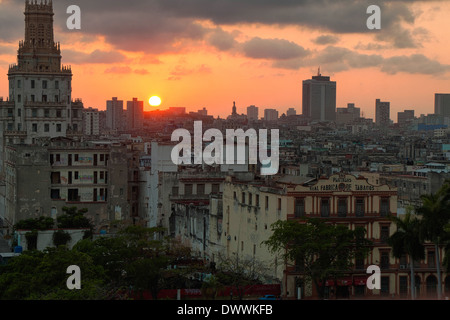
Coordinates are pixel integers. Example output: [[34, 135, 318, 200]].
[[1, 0, 450, 120]]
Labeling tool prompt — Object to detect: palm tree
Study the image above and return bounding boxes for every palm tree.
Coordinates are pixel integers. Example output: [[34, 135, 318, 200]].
[[388, 210, 424, 300], [416, 182, 450, 300]]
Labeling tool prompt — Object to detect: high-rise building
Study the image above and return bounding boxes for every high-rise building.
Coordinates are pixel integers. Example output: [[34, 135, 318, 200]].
[[197, 108, 208, 116], [375, 99, 390, 127], [83, 107, 100, 136], [286, 108, 297, 117], [264, 108, 279, 121], [336, 103, 361, 125], [0, 0, 83, 146], [302, 70, 336, 122], [397, 110, 415, 126], [247, 105, 259, 121], [106, 97, 124, 130], [127, 98, 144, 130], [434, 94, 450, 118]]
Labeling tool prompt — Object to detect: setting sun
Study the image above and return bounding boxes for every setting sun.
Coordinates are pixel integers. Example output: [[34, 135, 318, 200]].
[[149, 96, 162, 107]]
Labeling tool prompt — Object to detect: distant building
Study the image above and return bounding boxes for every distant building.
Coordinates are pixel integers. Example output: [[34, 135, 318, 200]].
[[264, 109, 279, 122], [375, 99, 390, 127], [83, 107, 100, 136], [247, 105, 259, 121], [302, 70, 336, 122], [435, 94, 450, 118], [197, 108, 208, 116], [286, 108, 297, 117], [397, 110, 415, 126], [127, 98, 144, 130], [106, 97, 124, 130], [336, 103, 361, 125]]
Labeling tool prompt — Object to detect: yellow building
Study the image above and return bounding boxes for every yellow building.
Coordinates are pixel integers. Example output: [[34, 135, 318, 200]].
[[283, 173, 399, 299]]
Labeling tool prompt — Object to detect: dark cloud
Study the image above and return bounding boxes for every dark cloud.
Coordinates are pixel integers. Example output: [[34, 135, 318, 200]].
[[313, 35, 340, 45], [381, 54, 450, 75], [208, 28, 238, 51], [242, 37, 310, 60], [311, 46, 448, 75]]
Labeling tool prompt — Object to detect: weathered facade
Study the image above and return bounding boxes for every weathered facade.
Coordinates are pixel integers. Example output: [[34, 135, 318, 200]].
[[1, 138, 129, 231]]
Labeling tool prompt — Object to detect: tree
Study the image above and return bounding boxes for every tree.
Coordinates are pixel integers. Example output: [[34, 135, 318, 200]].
[[263, 218, 372, 299], [14, 216, 54, 231], [215, 254, 269, 300], [57, 207, 93, 230], [416, 182, 450, 300], [0, 247, 106, 300], [387, 209, 424, 299]]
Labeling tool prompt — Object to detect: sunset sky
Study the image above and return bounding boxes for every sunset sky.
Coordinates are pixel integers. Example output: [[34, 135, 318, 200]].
[[1, 0, 450, 120]]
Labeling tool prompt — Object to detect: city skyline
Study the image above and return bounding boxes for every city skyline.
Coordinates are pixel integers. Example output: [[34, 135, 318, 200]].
[[1, 0, 450, 119]]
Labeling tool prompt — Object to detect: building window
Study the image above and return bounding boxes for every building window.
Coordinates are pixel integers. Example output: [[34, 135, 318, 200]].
[[265, 196, 269, 210], [17, 94, 21, 103], [172, 186, 179, 196], [355, 198, 365, 217], [32, 123, 37, 132], [380, 251, 390, 270], [31, 80, 35, 89], [44, 123, 49, 132], [242, 192, 246, 204], [294, 198, 305, 218], [56, 124, 62, 132], [212, 184, 220, 194], [31, 94, 35, 102], [381, 276, 390, 296], [42, 80, 47, 89], [56, 110, 62, 118], [42, 95, 47, 102], [7, 123, 13, 131], [248, 193, 252, 206], [7, 108, 13, 117], [321, 198, 330, 217], [428, 251, 436, 268], [32, 109, 37, 117], [256, 194, 260, 207], [399, 276, 408, 297], [278, 198, 281, 211], [18, 109, 21, 117], [380, 225, 390, 243], [233, 191, 237, 200], [100, 171, 104, 180], [185, 184, 193, 195], [55, 80, 59, 89], [44, 109, 50, 118], [17, 80, 21, 88], [338, 198, 347, 217], [74, 171, 79, 180], [380, 198, 390, 216], [50, 189, 60, 200], [100, 154, 105, 162], [197, 184, 205, 195]]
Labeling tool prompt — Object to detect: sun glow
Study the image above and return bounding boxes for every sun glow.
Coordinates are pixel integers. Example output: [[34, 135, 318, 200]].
[[149, 96, 162, 107]]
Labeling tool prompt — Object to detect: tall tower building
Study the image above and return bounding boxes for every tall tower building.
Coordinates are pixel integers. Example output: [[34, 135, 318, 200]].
[[247, 105, 259, 121], [302, 69, 336, 122], [127, 98, 144, 130], [1, 0, 83, 146], [434, 94, 450, 118], [83, 107, 100, 136], [375, 99, 390, 127], [106, 97, 124, 130]]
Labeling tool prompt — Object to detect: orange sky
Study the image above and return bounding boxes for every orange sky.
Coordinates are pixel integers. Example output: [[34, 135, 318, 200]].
[[1, 0, 450, 121]]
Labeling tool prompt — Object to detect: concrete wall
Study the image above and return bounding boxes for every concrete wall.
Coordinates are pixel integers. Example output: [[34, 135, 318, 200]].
[[17, 229, 89, 251]]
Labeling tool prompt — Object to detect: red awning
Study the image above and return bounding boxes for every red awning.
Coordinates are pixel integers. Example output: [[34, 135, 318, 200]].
[[337, 277, 352, 286], [353, 276, 367, 286]]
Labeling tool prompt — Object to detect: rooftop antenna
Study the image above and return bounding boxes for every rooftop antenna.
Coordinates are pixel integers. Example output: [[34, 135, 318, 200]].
[[318, 66, 321, 76]]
